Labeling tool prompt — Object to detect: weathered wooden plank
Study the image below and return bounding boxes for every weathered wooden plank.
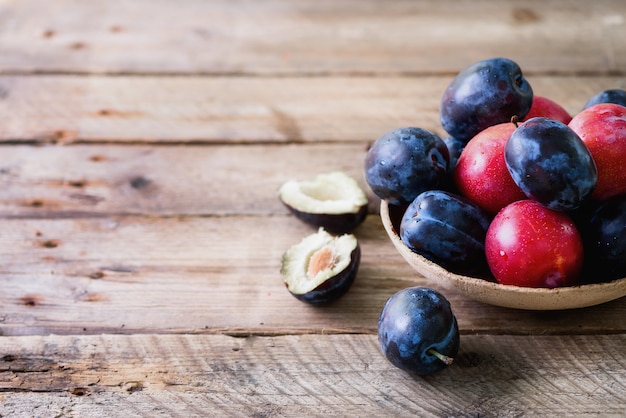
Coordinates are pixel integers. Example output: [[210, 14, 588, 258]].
[[0, 215, 624, 337], [1, 333, 625, 417], [1, 1, 623, 415], [0, 75, 623, 143], [0, 0, 624, 75], [0, 143, 373, 217]]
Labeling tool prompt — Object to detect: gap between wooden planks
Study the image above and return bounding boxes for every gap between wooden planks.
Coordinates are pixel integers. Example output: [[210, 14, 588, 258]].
[[0, 333, 625, 417]]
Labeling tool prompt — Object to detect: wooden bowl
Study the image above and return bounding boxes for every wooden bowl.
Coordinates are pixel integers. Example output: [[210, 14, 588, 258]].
[[380, 200, 626, 310]]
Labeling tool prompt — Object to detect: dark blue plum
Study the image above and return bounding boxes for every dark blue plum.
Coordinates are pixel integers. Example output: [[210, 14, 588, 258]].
[[378, 286, 459, 376], [442, 135, 465, 171], [505, 117, 597, 211], [441, 135, 465, 193], [400, 190, 491, 277], [583, 88, 626, 110], [364, 127, 449, 206], [440, 57, 533, 143], [582, 194, 626, 282]]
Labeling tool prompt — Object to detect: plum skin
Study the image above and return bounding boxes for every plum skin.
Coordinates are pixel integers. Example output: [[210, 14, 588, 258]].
[[442, 135, 465, 171], [364, 127, 449, 206], [378, 286, 459, 376], [522, 95, 572, 124], [583, 89, 626, 109], [505, 117, 597, 211], [400, 190, 492, 277], [453, 123, 526, 215], [485, 200, 584, 288], [285, 205, 368, 234], [440, 57, 533, 143], [568, 103, 626, 201], [582, 194, 626, 282]]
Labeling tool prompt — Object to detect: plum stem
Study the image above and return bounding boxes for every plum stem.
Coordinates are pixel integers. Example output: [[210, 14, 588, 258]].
[[511, 115, 519, 127], [427, 348, 454, 366]]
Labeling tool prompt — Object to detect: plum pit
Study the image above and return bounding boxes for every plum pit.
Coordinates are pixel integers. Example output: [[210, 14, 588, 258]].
[[281, 228, 360, 304]]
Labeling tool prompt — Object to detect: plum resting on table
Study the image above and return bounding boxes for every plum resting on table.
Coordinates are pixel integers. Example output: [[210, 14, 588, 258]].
[[364, 127, 449, 206], [378, 286, 459, 376], [440, 57, 533, 143]]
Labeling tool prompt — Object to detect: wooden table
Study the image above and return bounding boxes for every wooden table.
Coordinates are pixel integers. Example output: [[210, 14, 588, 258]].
[[0, 1, 625, 416]]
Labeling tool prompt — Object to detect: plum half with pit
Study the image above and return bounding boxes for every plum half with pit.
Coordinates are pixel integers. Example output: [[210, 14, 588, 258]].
[[280, 228, 360, 304], [278, 171, 369, 234], [378, 286, 459, 376], [364, 127, 449, 206]]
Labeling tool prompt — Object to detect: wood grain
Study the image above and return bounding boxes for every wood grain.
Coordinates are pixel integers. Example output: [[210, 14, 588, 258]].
[[0, 75, 623, 143], [0, 0, 624, 75], [0, 143, 372, 217], [0, 214, 624, 337], [1, 0, 626, 414], [1, 334, 625, 417]]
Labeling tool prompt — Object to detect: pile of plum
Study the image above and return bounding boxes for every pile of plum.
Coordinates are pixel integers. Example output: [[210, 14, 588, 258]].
[[281, 58, 626, 377], [365, 57, 626, 288]]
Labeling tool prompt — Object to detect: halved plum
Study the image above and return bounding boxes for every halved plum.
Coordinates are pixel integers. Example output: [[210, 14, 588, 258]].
[[279, 171, 369, 233], [280, 228, 360, 304]]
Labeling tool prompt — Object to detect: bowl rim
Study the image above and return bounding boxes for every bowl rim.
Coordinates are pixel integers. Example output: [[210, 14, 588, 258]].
[[380, 199, 626, 310]]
